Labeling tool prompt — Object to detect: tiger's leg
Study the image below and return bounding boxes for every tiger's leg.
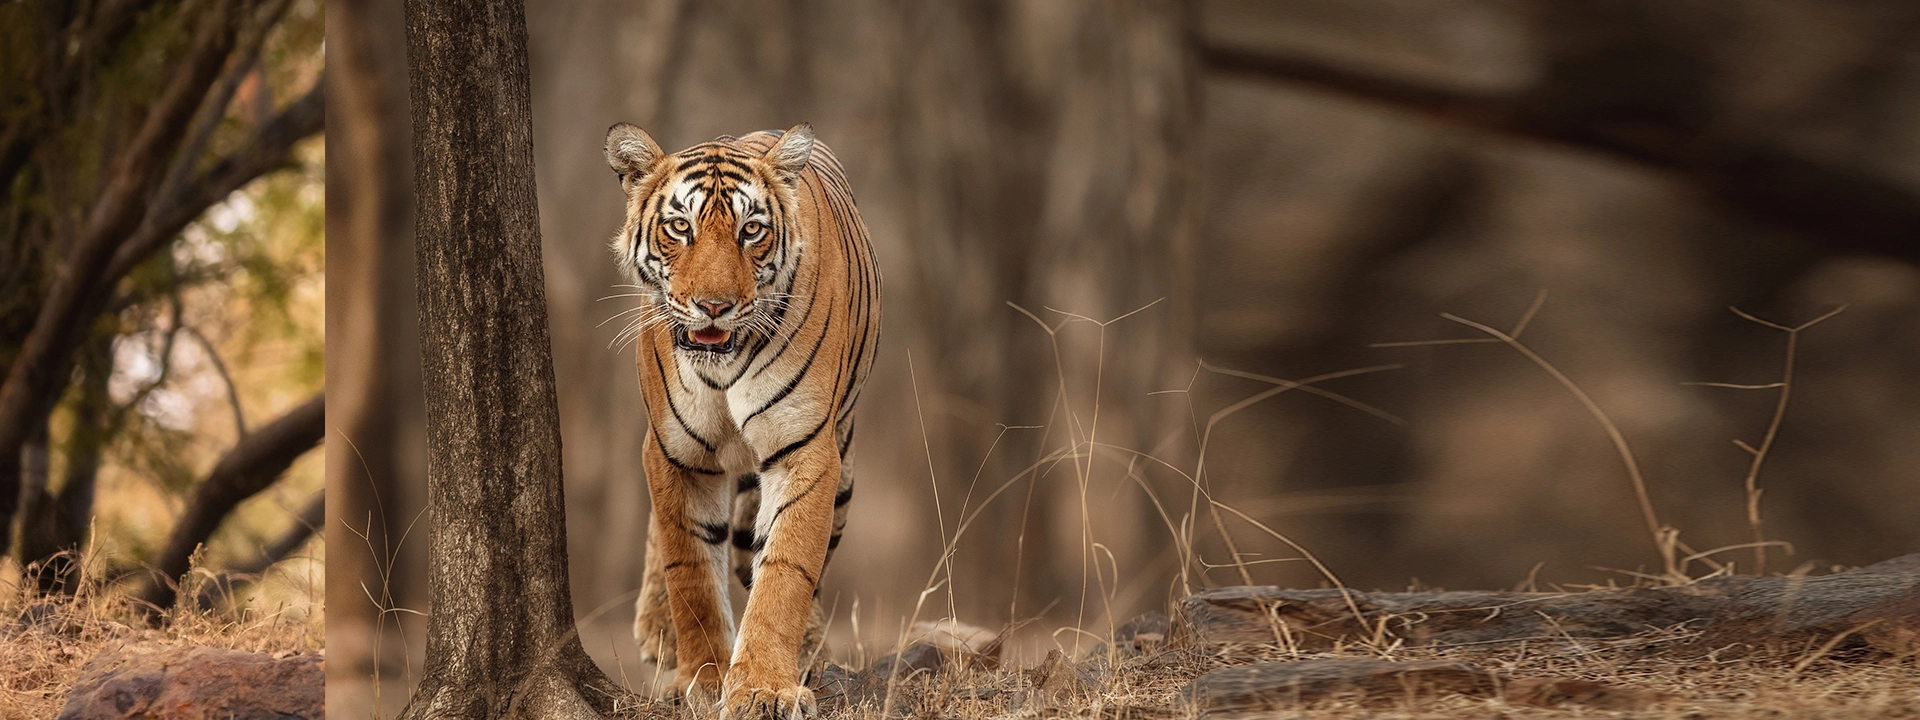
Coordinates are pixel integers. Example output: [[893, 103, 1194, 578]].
[[729, 473, 762, 592], [642, 433, 736, 703], [720, 441, 839, 719], [799, 433, 856, 671], [634, 509, 677, 669]]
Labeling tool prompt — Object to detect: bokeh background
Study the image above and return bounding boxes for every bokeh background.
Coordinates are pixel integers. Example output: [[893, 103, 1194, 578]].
[[327, 0, 1920, 716]]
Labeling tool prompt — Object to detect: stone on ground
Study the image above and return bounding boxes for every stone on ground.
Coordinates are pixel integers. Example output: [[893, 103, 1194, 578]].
[[57, 645, 323, 720]]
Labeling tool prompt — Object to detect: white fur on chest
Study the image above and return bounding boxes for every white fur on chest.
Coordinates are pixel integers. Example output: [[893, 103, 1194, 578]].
[[671, 351, 823, 475]]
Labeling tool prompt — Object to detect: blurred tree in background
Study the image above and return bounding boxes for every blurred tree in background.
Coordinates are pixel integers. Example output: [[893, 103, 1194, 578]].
[[0, 0, 325, 618]]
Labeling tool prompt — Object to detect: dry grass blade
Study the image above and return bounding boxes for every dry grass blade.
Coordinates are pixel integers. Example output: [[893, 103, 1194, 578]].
[[1434, 312, 1681, 583]]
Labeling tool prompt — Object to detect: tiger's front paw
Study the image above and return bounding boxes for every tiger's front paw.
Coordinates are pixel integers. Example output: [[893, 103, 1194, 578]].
[[634, 585, 678, 668], [720, 679, 816, 720], [634, 614, 677, 669]]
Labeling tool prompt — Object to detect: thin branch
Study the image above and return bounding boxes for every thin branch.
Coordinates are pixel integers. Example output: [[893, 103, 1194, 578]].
[[184, 326, 248, 437], [134, 390, 324, 618], [107, 71, 327, 281], [157, 0, 296, 210], [192, 488, 323, 610], [1721, 305, 1845, 574]]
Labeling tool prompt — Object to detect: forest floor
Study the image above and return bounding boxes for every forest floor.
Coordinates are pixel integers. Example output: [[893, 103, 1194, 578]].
[[796, 632, 1920, 719], [784, 556, 1920, 719], [8, 563, 1915, 719]]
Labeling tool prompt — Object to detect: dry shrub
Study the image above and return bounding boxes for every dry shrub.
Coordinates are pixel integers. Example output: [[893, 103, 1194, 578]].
[[0, 547, 322, 719]]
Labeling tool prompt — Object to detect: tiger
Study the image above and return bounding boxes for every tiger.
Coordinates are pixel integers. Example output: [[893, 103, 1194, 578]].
[[603, 122, 880, 719]]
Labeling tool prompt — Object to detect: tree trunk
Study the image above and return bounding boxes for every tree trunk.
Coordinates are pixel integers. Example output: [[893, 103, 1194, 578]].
[[398, 1, 648, 717], [17, 333, 111, 593]]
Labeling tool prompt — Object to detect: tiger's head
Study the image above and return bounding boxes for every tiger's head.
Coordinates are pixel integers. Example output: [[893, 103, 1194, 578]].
[[604, 123, 814, 357]]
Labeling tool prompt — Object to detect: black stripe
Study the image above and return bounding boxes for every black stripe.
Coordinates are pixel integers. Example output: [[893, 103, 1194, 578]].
[[736, 473, 760, 492], [664, 560, 701, 571], [828, 534, 842, 551], [833, 485, 853, 507], [654, 348, 716, 452], [652, 425, 721, 475], [760, 415, 828, 471], [731, 528, 756, 550], [838, 417, 856, 456], [746, 264, 821, 378], [741, 306, 830, 427], [761, 558, 818, 586], [694, 521, 728, 545], [775, 477, 821, 518]]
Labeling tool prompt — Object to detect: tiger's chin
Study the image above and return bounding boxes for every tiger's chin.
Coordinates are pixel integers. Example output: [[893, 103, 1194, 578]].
[[672, 325, 741, 356]]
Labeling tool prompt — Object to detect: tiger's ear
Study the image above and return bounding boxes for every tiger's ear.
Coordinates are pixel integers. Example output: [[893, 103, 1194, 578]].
[[605, 122, 664, 184], [763, 123, 814, 185]]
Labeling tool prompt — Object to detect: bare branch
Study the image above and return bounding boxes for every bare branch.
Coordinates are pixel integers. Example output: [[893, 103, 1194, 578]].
[[191, 488, 323, 610], [1200, 41, 1920, 263], [135, 390, 323, 617], [184, 326, 248, 438], [107, 72, 326, 281], [158, 0, 296, 208]]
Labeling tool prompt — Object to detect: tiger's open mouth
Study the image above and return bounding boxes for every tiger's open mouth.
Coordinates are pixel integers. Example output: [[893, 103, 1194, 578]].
[[674, 325, 738, 354]]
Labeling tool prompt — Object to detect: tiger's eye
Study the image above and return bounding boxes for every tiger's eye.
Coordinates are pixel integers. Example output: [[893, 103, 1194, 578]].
[[668, 218, 690, 235], [743, 221, 763, 236]]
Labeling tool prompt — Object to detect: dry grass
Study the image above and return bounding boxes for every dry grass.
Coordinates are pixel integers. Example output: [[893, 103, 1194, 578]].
[[0, 552, 323, 718], [803, 630, 1920, 719]]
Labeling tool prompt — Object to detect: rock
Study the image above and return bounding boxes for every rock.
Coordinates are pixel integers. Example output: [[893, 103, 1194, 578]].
[[1183, 658, 1500, 710], [867, 642, 945, 679], [1695, 553, 1920, 657], [807, 662, 861, 714], [1027, 649, 1100, 704], [1182, 658, 1658, 711], [1113, 611, 1171, 656], [1179, 584, 1730, 649], [906, 619, 997, 655], [57, 645, 323, 720], [807, 644, 946, 715], [1504, 677, 1665, 710]]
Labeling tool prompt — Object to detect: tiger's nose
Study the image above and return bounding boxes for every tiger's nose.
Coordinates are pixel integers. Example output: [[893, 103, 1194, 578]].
[[696, 299, 735, 318]]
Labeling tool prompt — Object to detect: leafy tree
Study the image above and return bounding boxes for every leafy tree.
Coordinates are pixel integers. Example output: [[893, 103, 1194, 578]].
[[0, 0, 325, 605]]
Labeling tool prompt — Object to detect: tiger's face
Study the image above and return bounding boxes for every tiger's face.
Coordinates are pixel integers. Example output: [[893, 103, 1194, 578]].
[[605, 123, 814, 357]]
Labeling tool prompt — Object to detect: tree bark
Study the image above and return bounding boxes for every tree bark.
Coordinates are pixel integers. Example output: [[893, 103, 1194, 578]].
[[135, 391, 325, 614], [399, 1, 647, 717]]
